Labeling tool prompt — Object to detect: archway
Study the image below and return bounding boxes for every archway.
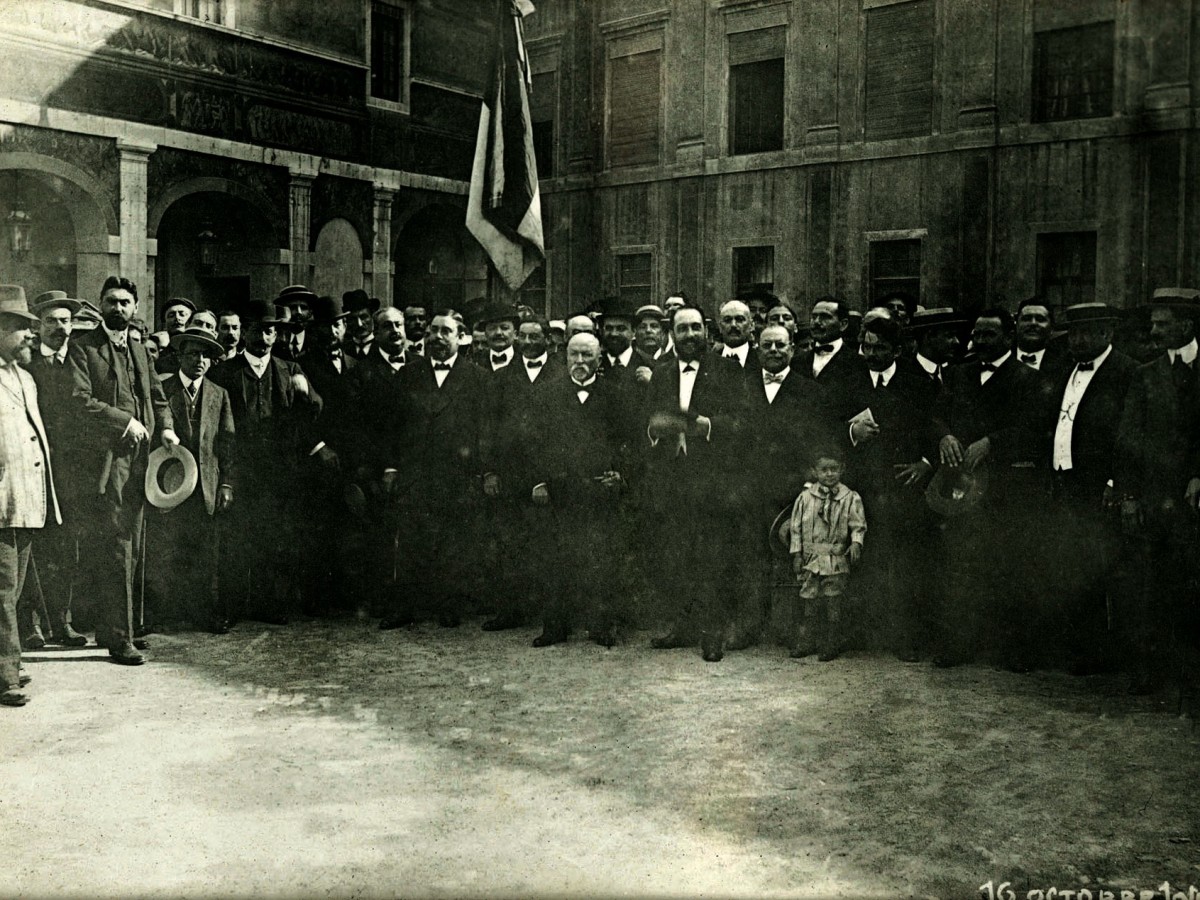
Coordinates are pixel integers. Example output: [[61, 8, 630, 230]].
[[393, 203, 488, 312], [154, 190, 279, 324], [311, 218, 364, 299]]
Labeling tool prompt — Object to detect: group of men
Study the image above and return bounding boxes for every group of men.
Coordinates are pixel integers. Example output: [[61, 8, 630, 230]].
[[1, 273, 1197, 708]]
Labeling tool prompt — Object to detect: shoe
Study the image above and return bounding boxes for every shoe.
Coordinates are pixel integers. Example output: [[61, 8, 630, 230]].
[[481, 613, 522, 632], [134, 623, 155, 638], [18, 672, 31, 687], [650, 629, 694, 650], [817, 645, 841, 662], [206, 618, 232, 635], [437, 611, 460, 628], [591, 625, 618, 648], [725, 628, 760, 652], [1, 690, 29, 707], [532, 627, 568, 648], [700, 631, 724, 662], [108, 641, 145, 666], [23, 628, 45, 650], [132, 638, 150, 651], [789, 644, 816, 659], [57, 624, 89, 647], [379, 614, 414, 631]]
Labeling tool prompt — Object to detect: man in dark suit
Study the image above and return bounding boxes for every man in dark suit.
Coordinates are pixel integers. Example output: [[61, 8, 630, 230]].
[[598, 297, 654, 377], [1114, 288, 1200, 692], [932, 307, 1048, 669], [1016, 298, 1073, 382], [634, 305, 672, 363], [68, 276, 178, 665], [713, 299, 760, 374], [1040, 304, 1137, 675], [480, 316, 564, 631], [274, 285, 316, 362], [643, 305, 748, 661], [343, 289, 380, 361], [908, 308, 967, 389], [842, 317, 937, 660], [476, 302, 519, 373], [795, 298, 869, 397], [208, 299, 325, 625], [379, 310, 490, 629], [149, 326, 235, 633]]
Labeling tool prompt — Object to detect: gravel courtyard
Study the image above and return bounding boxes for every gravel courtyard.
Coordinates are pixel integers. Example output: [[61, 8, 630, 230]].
[[4, 616, 1198, 899]]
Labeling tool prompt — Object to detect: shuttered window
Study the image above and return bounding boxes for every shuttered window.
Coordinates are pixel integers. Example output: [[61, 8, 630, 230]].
[[734, 246, 775, 295], [371, 0, 407, 103], [608, 50, 661, 168], [864, 0, 934, 141], [616, 253, 654, 306], [1037, 232, 1097, 311], [530, 71, 556, 177], [1033, 23, 1114, 122], [869, 239, 921, 306]]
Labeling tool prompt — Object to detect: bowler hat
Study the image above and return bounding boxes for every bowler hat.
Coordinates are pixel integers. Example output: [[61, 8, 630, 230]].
[[0, 286, 38, 324], [244, 298, 297, 328], [910, 308, 968, 331], [473, 301, 519, 328], [30, 290, 82, 318], [925, 466, 989, 518], [277, 285, 317, 307], [169, 325, 225, 357], [342, 289, 379, 314], [311, 294, 351, 324], [1061, 303, 1119, 325], [145, 444, 199, 511], [162, 296, 197, 314], [597, 296, 638, 321]]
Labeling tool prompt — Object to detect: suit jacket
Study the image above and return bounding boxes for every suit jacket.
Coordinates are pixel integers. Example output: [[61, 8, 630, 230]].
[[933, 356, 1047, 470], [486, 354, 567, 497], [795, 343, 870, 403], [713, 343, 760, 375], [67, 327, 172, 504], [163, 375, 235, 515], [25, 348, 77, 464], [743, 368, 835, 512], [299, 350, 362, 464], [208, 353, 320, 470], [1017, 344, 1074, 384], [0, 359, 61, 527], [1115, 352, 1200, 516], [354, 350, 415, 476], [841, 366, 937, 500]]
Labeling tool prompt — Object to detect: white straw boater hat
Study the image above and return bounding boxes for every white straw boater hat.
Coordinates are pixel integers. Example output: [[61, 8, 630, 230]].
[[145, 444, 199, 511]]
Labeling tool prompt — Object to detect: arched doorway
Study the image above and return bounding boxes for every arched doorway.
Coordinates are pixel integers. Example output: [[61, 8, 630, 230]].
[[393, 203, 488, 311], [154, 190, 279, 323], [311, 218, 364, 299]]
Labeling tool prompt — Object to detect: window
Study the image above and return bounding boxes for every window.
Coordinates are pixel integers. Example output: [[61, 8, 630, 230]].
[[530, 71, 556, 178], [1033, 23, 1114, 122], [521, 264, 547, 316], [864, 0, 934, 141], [869, 239, 921, 306], [370, 0, 410, 106], [608, 49, 661, 168], [728, 27, 785, 155], [175, 0, 232, 26], [1036, 232, 1097, 311], [733, 246, 775, 295], [616, 253, 653, 306]]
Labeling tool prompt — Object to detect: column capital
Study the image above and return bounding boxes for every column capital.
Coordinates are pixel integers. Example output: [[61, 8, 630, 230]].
[[116, 138, 157, 157], [288, 160, 320, 182]]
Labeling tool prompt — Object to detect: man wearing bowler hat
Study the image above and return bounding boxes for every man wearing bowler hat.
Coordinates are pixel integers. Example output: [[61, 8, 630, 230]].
[[0, 286, 61, 705], [148, 326, 235, 633], [275, 285, 316, 361], [343, 289, 380, 361], [155, 297, 197, 375], [475, 301, 520, 373], [24, 291, 88, 647], [1114, 287, 1200, 693], [208, 298, 325, 624], [68, 276, 178, 665]]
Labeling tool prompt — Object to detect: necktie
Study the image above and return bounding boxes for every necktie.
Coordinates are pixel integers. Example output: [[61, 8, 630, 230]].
[[1075, 360, 1094, 372], [814, 344, 835, 355], [763, 371, 786, 385], [873, 375, 885, 389], [186, 384, 198, 404], [816, 486, 833, 524], [526, 359, 544, 369], [290, 335, 301, 355], [492, 353, 507, 365], [329, 350, 342, 362], [111, 341, 127, 354], [433, 362, 451, 371], [1020, 353, 1038, 365]]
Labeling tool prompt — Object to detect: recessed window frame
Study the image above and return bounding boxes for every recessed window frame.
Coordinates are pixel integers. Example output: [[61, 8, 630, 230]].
[[732, 243, 778, 296], [613, 246, 656, 307], [601, 12, 668, 171], [865, 229, 926, 308], [174, 0, 234, 28], [1031, 21, 1115, 124], [367, 0, 412, 114]]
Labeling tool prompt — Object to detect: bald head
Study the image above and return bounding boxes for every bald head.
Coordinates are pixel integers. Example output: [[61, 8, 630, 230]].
[[566, 314, 595, 338], [566, 332, 601, 384], [718, 300, 753, 348], [758, 324, 793, 374]]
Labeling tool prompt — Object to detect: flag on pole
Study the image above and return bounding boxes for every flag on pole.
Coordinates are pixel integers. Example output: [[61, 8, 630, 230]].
[[466, 0, 545, 291]]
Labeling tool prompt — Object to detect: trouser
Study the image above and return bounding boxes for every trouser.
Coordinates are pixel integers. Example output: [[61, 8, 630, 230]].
[[31, 519, 77, 628], [0, 528, 34, 691], [858, 489, 925, 654], [146, 494, 222, 626], [654, 499, 739, 637], [489, 498, 545, 624], [391, 482, 481, 620], [79, 489, 144, 647], [545, 499, 620, 632]]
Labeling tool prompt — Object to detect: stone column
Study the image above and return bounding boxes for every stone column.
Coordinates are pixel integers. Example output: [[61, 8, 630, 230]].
[[117, 139, 155, 304], [371, 185, 395, 306], [288, 169, 315, 285]]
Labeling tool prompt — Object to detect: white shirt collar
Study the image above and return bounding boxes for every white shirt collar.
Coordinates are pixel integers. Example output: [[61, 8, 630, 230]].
[[178, 373, 203, 394], [243, 349, 270, 373], [608, 345, 634, 368], [102, 323, 129, 348], [572, 375, 597, 389], [815, 337, 843, 355], [678, 357, 700, 374], [490, 346, 514, 366], [984, 350, 1012, 369], [872, 362, 898, 386], [1170, 338, 1198, 365], [915, 353, 939, 375], [1076, 344, 1113, 373], [526, 352, 549, 368], [722, 342, 750, 365], [40, 341, 67, 361], [433, 352, 458, 368]]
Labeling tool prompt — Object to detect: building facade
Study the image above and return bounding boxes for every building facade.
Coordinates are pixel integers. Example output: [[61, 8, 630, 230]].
[[0, 0, 496, 323], [522, 0, 1199, 319]]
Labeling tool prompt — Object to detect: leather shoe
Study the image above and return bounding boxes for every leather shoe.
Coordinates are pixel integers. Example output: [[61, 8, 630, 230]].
[[18, 672, 31, 687], [650, 629, 694, 650], [206, 618, 232, 635], [379, 614, 414, 631], [481, 613, 523, 632], [700, 631, 724, 662], [1, 690, 29, 707], [23, 628, 45, 650], [591, 625, 618, 648], [108, 641, 145, 666], [532, 627, 568, 648], [57, 624, 89, 647], [132, 638, 150, 650]]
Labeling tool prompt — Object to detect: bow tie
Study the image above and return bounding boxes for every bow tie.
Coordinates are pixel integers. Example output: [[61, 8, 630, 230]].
[[492, 353, 508, 365], [682, 363, 696, 374], [724, 351, 740, 360], [1075, 360, 1095, 372], [329, 349, 342, 361], [814, 344, 835, 355], [526, 359, 544, 369], [1019, 353, 1038, 365], [1172, 354, 1191, 368], [763, 371, 786, 385], [980, 361, 998, 372], [433, 362, 452, 371], [388, 354, 405, 364]]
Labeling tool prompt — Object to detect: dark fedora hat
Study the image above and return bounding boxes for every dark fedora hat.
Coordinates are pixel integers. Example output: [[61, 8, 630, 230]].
[[342, 289, 379, 314], [277, 284, 317, 307], [0, 285, 38, 324], [910, 307, 968, 331], [597, 296, 639, 322], [474, 301, 519, 328], [169, 325, 225, 357], [30, 290, 82, 317], [311, 294, 351, 324], [1061, 302, 1119, 326], [925, 465, 989, 518], [243, 298, 298, 328]]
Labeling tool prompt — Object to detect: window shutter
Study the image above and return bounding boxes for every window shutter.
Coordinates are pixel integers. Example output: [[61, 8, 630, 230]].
[[530, 71, 555, 123], [864, 0, 934, 141], [728, 26, 785, 66], [609, 50, 661, 168]]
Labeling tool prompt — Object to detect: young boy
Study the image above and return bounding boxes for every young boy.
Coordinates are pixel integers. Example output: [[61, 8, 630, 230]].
[[789, 448, 866, 661]]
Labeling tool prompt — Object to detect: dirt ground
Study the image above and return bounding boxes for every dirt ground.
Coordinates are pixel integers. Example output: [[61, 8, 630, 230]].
[[3, 616, 1199, 900]]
